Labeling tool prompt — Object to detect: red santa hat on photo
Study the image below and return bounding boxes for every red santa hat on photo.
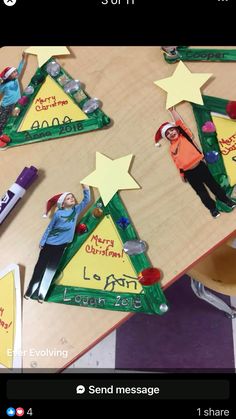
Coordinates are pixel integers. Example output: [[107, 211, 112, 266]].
[[0, 67, 17, 82], [43, 192, 71, 217], [154, 122, 176, 146]]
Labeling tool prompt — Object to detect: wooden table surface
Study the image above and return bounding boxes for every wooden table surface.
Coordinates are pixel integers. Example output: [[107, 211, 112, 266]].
[[1, 46, 236, 370]]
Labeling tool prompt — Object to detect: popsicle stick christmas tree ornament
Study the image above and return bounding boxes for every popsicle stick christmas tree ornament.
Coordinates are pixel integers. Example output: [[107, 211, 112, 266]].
[[1, 47, 110, 149], [154, 61, 212, 109], [36, 153, 168, 315], [162, 46, 236, 64], [191, 95, 236, 211], [0, 264, 22, 370]]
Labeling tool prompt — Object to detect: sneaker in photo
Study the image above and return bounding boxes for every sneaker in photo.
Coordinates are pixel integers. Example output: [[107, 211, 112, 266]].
[[225, 199, 236, 209], [210, 208, 221, 218]]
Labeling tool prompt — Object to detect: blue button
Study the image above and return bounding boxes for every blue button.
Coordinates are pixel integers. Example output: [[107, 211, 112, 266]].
[[6, 407, 16, 417]]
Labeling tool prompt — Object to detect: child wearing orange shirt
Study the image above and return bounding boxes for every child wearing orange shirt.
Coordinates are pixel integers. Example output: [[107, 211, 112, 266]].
[[155, 107, 236, 218]]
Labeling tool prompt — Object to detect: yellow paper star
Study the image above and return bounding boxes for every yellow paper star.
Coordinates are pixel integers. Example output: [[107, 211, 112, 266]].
[[80, 153, 140, 206], [154, 61, 212, 109], [24, 47, 70, 67]]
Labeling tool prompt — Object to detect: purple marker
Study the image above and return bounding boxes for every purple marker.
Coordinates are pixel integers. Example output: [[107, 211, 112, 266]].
[[0, 166, 38, 224]]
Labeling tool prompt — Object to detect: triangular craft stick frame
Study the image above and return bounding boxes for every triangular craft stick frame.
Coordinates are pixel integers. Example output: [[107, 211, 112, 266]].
[[163, 46, 236, 64], [39, 193, 168, 315], [3, 59, 110, 149], [191, 95, 236, 212], [0, 264, 22, 370]]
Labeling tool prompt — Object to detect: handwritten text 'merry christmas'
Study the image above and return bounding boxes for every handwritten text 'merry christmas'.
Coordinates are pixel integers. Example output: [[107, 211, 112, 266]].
[[85, 234, 124, 258], [34, 96, 68, 112], [219, 133, 236, 155], [0, 307, 12, 332]]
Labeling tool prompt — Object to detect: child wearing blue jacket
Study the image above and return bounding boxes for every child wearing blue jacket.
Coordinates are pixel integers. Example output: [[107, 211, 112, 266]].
[[24, 185, 91, 303], [0, 52, 27, 136]]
